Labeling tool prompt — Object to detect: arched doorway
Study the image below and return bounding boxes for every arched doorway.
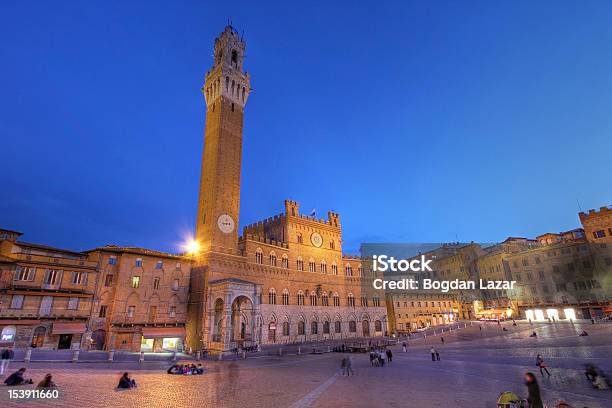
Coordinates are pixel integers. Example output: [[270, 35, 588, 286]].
[[231, 296, 253, 345], [91, 329, 106, 350], [31, 326, 46, 348], [362, 320, 370, 337]]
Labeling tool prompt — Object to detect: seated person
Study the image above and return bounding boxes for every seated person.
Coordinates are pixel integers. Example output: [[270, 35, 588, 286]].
[[37, 374, 56, 388], [579, 330, 589, 336], [196, 364, 204, 374], [4, 368, 32, 386], [117, 372, 136, 389]]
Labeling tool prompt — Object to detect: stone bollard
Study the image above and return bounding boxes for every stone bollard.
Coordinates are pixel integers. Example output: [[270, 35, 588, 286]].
[[297, 346, 301, 355], [108, 350, 114, 362], [172, 351, 177, 361], [279, 348, 283, 357], [242, 351, 246, 359], [24, 348, 32, 363], [72, 350, 80, 363], [139, 351, 145, 363]]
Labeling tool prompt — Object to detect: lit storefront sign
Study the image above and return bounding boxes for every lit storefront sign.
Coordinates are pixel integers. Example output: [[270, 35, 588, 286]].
[[563, 308, 576, 320]]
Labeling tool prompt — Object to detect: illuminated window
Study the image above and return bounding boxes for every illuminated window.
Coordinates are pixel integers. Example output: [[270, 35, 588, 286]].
[[131, 276, 140, 288]]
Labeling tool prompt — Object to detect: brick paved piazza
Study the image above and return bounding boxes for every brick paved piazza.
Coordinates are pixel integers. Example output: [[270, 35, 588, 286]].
[[1, 322, 611, 408]]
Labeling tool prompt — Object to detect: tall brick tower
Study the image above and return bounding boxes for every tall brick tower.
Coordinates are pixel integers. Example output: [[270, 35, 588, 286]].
[[196, 25, 250, 253]]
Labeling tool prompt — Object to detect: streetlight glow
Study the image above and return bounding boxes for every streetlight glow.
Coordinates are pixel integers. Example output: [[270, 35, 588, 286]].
[[185, 239, 200, 254]]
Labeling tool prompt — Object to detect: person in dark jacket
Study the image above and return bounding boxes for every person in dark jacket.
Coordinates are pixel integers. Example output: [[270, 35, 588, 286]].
[[385, 349, 393, 363], [4, 368, 32, 386], [1, 347, 14, 375], [524, 372, 543, 408], [117, 372, 136, 389]]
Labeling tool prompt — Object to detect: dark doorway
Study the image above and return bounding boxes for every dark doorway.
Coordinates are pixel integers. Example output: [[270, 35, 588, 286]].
[[58, 334, 73, 349], [91, 329, 106, 350]]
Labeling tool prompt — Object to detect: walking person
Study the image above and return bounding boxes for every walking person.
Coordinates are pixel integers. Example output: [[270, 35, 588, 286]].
[[536, 355, 551, 376], [402, 341, 407, 353], [524, 372, 543, 408], [1, 347, 14, 375], [435, 348, 440, 361], [341, 357, 347, 374], [386, 349, 393, 363], [441, 337, 444, 344], [430, 346, 436, 361], [345, 356, 354, 376]]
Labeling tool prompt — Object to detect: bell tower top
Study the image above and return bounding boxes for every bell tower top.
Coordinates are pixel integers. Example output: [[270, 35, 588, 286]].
[[203, 25, 250, 109]]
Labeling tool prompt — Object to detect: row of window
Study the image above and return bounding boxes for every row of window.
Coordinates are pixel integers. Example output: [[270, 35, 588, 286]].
[[10, 295, 80, 312], [113, 304, 177, 319], [396, 301, 453, 308], [109, 256, 182, 270], [14, 267, 88, 286], [129, 276, 180, 290], [254, 250, 361, 276], [274, 320, 383, 336], [265, 289, 381, 307], [592, 228, 612, 239]]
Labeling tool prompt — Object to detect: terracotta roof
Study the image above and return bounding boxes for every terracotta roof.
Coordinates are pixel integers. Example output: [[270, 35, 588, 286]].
[[0, 255, 16, 263], [16, 241, 85, 257], [84, 245, 188, 260]]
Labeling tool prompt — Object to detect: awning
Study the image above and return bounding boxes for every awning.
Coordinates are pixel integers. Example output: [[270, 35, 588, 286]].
[[52, 322, 87, 335], [141, 327, 185, 338]]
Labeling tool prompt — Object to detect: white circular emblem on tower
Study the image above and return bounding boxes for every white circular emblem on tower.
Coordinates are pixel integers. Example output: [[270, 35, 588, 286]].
[[310, 232, 323, 247], [217, 214, 235, 234]]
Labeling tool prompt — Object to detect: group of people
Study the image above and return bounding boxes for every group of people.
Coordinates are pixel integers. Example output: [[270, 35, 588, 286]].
[[585, 364, 610, 389], [167, 363, 205, 375], [429, 347, 441, 361], [369, 349, 392, 367], [340, 356, 354, 376], [3, 367, 55, 388]]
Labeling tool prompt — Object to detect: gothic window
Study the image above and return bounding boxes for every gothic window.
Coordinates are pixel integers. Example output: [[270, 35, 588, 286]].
[[298, 320, 305, 335], [322, 293, 329, 306], [372, 297, 380, 307], [297, 291, 305, 306], [320, 260, 327, 273], [360, 296, 368, 307], [269, 251, 277, 267], [310, 292, 317, 306], [255, 248, 263, 264], [333, 292, 340, 307], [268, 288, 276, 305], [296, 233, 303, 244], [330, 241, 335, 249], [282, 254, 289, 268], [282, 321, 289, 336], [331, 263, 338, 275], [282, 289, 289, 305], [311, 321, 318, 335], [375, 320, 382, 332], [309, 258, 316, 272], [349, 320, 357, 333], [323, 321, 330, 334], [296, 257, 304, 271], [347, 293, 355, 308], [345, 265, 353, 277], [334, 321, 341, 333]]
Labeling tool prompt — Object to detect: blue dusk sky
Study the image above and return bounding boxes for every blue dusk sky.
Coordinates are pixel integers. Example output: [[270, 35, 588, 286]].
[[1, 1, 611, 254]]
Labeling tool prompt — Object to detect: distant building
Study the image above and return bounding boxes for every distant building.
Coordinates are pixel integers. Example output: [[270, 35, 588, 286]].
[[580, 205, 612, 243], [0, 229, 98, 349]]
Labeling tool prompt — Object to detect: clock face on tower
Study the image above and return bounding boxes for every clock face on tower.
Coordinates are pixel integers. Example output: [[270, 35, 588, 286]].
[[310, 232, 323, 247], [217, 214, 235, 234]]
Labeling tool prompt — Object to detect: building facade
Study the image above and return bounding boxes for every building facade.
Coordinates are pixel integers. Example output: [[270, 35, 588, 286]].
[[0, 229, 98, 350]]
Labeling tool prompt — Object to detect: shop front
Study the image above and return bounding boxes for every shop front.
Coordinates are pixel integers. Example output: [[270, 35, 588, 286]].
[[51, 322, 87, 350], [140, 327, 185, 352]]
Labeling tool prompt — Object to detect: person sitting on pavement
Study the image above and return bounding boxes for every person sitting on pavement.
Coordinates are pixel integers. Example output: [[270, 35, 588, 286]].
[[529, 331, 537, 338], [579, 330, 589, 336], [4, 368, 33, 386], [37, 373, 56, 388], [117, 372, 137, 389], [196, 364, 204, 375]]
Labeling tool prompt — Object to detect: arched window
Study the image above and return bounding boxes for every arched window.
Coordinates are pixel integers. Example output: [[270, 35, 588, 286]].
[[255, 248, 263, 264], [349, 320, 357, 333], [360, 296, 368, 307], [297, 291, 305, 306], [373, 297, 380, 307], [375, 320, 382, 332], [231, 80, 235, 96], [331, 262, 338, 275], [282, 289, 289, 305], [296, 257, 304, 271], [333, 292, 340, 307], [298, 320, 305, 335], [323, 321, 330, 334], [320, 259, 327, 273], [345, 264, 353, 277], [268, 288, 276, 305], [231, 49, 238, 68], [308, 258, 316, 272], [282, 254, 288, 268], [322, 293, 329, 306], [334, 321, 341, 333], [347, 293, 355, 308], [282, 321, 289, 336], [31, 326, 46, 348], [311, 321, 318, 335], [296, 233, 303, 244], [225, 76, 229, 92], [242, 87, 246, 102], [330, 241, 335, 249], [309, 292, 317, 306], [357, 266, 363, 276], [269, 251, 277, 267]]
